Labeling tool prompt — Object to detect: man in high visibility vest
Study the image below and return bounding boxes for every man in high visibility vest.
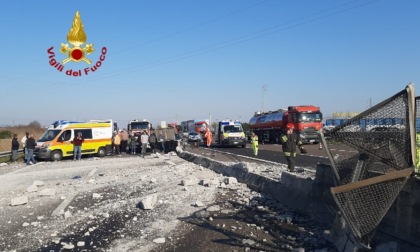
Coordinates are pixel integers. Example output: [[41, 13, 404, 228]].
[[251, 132, 258, 156], [205, 128, 212, 148], [281, 123, 306, 172]]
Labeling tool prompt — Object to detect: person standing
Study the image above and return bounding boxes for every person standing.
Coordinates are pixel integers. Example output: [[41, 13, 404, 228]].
[[130, 130, 137, 154], [280, 123, 305, 172], [251, 132, 259, 157], [25, 134, 37, 165], [120, 129, 129, 154], [72, 131, 84, 161], [149, 131, 157, 154], [140, 131, 149, 158], [159, 132, 166, 153], [204, 129, 212, 148], [21, 132, 29, 163], [11, 134, 19, 162], [113, 131, 121, 155]]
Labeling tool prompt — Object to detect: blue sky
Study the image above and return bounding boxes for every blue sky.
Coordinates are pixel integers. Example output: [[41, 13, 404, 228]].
[[0, 0, 419, 127]]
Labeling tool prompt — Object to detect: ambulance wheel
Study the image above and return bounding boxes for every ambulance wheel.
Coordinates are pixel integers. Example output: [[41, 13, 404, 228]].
[[97, 147, 106, 157], [51, 150, 62, 161]]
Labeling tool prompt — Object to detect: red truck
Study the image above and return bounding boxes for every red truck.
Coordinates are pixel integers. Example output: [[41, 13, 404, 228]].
[[249, 105, 323, 144]]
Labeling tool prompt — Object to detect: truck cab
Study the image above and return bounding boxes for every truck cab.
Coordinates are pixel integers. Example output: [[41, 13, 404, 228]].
[[288, 106, 323, 143]]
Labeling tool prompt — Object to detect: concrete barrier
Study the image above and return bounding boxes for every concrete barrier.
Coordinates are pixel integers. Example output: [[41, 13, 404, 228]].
[[177, 148, 420, 251], [178, 149, 335, 223]]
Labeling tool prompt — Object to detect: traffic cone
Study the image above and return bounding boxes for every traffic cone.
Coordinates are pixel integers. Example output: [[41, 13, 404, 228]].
[[319, 142, 323, 150]]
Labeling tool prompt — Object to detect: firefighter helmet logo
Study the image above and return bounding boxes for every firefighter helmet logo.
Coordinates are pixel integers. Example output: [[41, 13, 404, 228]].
[[60, 11, 94, 64]]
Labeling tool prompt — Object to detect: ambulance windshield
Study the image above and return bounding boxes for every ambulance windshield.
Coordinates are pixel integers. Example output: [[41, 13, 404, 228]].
[[38, 130, 61, 142]]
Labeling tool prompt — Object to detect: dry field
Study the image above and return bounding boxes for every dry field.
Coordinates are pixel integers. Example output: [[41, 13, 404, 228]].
[[0, 126, 45, 152]]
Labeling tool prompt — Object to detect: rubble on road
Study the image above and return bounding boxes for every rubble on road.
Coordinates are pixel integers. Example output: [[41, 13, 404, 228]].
[[0, 153, 336, 252]]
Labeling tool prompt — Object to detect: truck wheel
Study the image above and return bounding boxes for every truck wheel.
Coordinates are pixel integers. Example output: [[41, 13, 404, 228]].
[[97, 147, 106, 157], [51, 150, 62, 161]]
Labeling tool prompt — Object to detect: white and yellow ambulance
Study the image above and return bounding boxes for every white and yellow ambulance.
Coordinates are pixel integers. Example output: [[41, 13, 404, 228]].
[[35, 121, 113, 161]]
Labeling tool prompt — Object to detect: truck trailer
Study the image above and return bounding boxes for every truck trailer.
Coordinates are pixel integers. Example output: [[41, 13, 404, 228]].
[[249, 105, 323, 144]]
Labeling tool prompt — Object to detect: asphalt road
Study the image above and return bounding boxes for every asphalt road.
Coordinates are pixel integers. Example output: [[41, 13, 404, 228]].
[[187, 141, 330, 171]]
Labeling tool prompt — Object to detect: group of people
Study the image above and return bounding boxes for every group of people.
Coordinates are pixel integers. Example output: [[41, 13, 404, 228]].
[[11, 124, 305, 170], [250, 123, 306, 172], [112, 129, 160, 158], [10, 132, 37, 165]]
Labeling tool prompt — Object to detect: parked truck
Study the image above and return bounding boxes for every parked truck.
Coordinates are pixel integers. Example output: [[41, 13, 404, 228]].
[[127, 119, 152, 136], [215, 119, 246, 147], [249, 105, 323, 144]]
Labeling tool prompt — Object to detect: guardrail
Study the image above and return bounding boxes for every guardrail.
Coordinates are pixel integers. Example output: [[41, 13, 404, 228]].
[[0, 150, 23, 159]]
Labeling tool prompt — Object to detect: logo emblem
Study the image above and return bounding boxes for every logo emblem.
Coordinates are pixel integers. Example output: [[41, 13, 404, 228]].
[[60, 11, 94, 64], [47, 10, 107, 77]]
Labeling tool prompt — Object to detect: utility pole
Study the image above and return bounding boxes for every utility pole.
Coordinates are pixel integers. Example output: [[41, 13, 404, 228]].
[[261, 84, 267, 112]]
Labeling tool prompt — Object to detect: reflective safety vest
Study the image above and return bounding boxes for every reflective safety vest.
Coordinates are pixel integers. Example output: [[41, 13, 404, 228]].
[[281, 131, 302, 157], [251, 135, 258, 146]]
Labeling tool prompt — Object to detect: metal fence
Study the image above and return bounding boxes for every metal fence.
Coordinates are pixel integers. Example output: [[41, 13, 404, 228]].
[[321, 84, 415, 245]]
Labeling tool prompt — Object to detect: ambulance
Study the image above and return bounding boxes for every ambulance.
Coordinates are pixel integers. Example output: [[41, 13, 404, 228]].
[[34, 121, 113, 161], [215, 119, 247, 148]]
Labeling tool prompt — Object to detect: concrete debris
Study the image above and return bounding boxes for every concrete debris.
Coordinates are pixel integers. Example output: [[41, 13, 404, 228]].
[[206, 205, 220, 212], [39, 188, 56, 196], [64, 211, 72, 219], [199, 178, 219, 187], [77, 241, 85, 247], [11, 196, 28, 206], [22, 222, 29, 227], [153, 237, 166, 244], [224, 177, 238, 185], [181, 176, 198, 186], [27, 185, 38, 193], [242, 239, 255, 246], [0, 163, 7, 167], [62, 243, 75, 250], [92, 193, 101, 199], [139, 193, 158, 210], [194, 201, 204, 207], [195, 210, 210, 218], [165, 160, 176, 166]]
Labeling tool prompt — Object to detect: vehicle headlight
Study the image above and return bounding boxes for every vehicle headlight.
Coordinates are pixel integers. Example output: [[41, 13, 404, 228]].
[[42, 143, 52, 148]]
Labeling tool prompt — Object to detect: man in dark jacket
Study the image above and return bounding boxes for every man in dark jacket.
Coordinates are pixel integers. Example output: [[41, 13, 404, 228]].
[[280, 123, 306, 172], [25, 134, 37, 165], [72, 131, 84, 160], [149, 131, 157, 154], [11, 134, 19, 162]]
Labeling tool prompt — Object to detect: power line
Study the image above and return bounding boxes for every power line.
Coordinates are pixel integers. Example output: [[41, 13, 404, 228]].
[[0, 0, 379, 97]]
